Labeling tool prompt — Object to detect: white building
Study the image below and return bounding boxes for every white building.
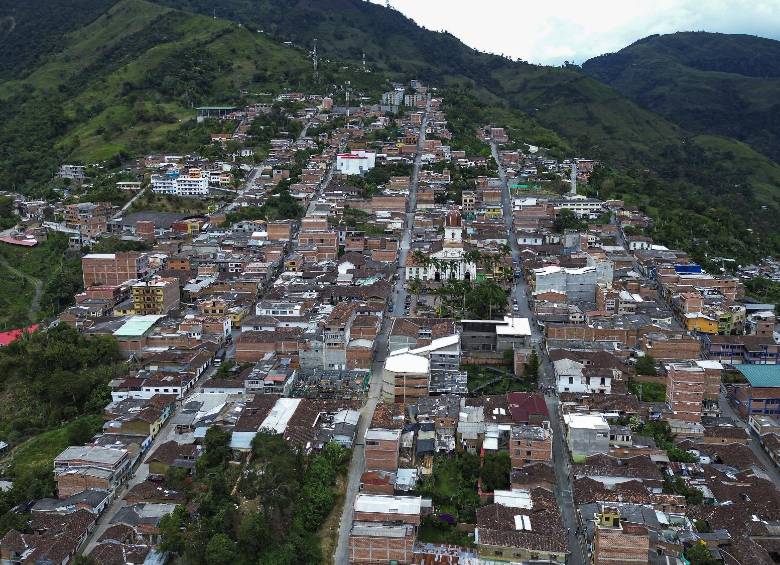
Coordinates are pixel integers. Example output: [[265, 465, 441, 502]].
[[553, 195, 605, 219], [532, 265, 598, 302], [151, 168, 209, 197], [336, 151, 376, 176], [553, 358, 612, 394]]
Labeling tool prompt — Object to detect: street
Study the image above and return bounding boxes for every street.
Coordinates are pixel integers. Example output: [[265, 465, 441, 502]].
[[333, 99, 430, 564], [491, 141, 586, 565], [718, 393, 780, 487]]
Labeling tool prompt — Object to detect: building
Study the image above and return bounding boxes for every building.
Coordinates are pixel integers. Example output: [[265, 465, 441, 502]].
[[131, 277, 180, 315], [382, 352, 430, 402], [666, 362, 705, 423], [353, 494, 422, 525], [365, 429, 402, 472], [54, 446, 132, 499], [553, 358, 612, 394], [336, 151, 376, 176], [532, 265, 598, 302], [593, 506, 650, 565], [151, 168, 210, 197], [475, 488, 567, 563], [348, 522, 415, 564], [563, 413, 610, 459], [82, 252, 149, 287], [460, 317, 531, 354], [510, 424, 552, 468], [731, 364, 780, 417]]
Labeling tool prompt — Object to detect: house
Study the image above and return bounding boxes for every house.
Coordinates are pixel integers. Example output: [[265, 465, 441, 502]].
[[145, 441, 199, 475], [730, 364, 780, 417], [553, 358, 612, 394], [510, 424, 552, 468], [475, 488, 568, 563], [563, 413, 610, 459], [54, 446, 132, 499]]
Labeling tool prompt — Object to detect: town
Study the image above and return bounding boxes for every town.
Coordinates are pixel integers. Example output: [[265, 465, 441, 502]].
[[0, 78, 779, 565]]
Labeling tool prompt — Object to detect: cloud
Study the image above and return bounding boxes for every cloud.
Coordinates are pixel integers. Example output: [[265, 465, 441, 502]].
[[371, 0, 780, 64]]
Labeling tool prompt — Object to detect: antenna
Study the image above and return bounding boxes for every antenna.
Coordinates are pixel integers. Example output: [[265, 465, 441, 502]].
[[362, 52, 367, 73], [312, 38, 319, 82], [345, 81, 352, 118]]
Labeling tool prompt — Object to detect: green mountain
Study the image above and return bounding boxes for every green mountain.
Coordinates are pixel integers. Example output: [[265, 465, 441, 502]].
[[0, 0, 312, 189], [1, 1, 779, 258], [583, 32, 780, 164]]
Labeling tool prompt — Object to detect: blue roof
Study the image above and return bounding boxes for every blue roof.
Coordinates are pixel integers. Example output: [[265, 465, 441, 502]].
[[735, 364, 780, 388]]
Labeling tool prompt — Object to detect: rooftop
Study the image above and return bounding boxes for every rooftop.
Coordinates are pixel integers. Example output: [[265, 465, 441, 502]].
[[735, 364, 780, 388]]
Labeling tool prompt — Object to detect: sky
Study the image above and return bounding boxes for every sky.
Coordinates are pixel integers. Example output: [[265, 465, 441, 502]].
[[369, 0, 780, 65]]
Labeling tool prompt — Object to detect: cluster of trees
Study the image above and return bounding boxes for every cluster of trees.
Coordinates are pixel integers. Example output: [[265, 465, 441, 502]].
[[415, 279, 508, 320], [0, 325, 123, 442], [0, 326, 124, 537], [331, 207, 385, 237], [0, 196, 18, 230], [629, 420, 697, 464], [346, 162, 413, 198], [744, 277, 780, 314], [161, 431, 350, 564], [225, 190, 303, 224], [441, 89, 492, 158]]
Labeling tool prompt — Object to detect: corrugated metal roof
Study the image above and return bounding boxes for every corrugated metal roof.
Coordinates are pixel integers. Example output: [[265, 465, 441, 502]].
[[113, 315, 165, 337], [735, 364, 780, 388]]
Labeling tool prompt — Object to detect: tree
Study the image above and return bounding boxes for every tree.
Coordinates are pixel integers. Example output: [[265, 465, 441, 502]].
[[635, 354, 657, 376], [205, 533, 238, 565], [66, 417, 97, 445], [684, 541, 720, 565], [480, 451, 510, 492], [553, 208, 585, 233], [465, 281, 508, 319], [524, 350, 540, 381]]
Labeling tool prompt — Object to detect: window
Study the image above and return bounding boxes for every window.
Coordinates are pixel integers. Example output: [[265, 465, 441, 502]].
[[568, 377, 574, 384]]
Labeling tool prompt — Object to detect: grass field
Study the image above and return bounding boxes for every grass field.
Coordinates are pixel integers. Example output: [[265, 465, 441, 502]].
[[3, 414, 103, 477]]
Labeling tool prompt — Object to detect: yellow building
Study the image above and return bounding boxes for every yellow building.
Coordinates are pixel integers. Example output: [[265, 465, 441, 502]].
[[131, 277, 180, 315], [684, 313, 719, 334]]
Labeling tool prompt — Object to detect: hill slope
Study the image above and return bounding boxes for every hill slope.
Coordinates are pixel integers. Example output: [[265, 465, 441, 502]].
[[1, 1, 780, 258], [0, 0, 311, 189], [583, 32, 780, 164]]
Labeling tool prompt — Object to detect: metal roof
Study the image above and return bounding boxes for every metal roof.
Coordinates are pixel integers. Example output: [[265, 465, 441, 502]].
[[113, 315, 165, 337], [735, 364, 780, 388]]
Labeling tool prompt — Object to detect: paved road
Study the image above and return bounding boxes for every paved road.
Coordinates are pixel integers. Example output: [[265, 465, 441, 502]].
[[81, 362, 217, 555], [718, 393, 780, 487], [333, 101, 430, 565], [333, 317, 391, 565], [492, 141, 586, 565], [393, 98, 431, 317]]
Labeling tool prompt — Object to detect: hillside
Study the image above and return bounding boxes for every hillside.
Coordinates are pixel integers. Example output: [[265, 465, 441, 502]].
[[0, 0, 312, 191], [1, 1, 780, 257], [583, 32, 780, 164]]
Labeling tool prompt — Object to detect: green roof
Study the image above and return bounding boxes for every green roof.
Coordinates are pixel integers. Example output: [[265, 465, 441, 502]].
[[113, 315, 165, 337], [735, 364, 780, 388]]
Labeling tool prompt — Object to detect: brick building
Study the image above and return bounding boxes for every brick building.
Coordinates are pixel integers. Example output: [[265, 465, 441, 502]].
[[666, 363, 705, 423], [131, 277, 180, 315], [510, 425, 552, 468], [364, 429, 401, 472], [82, 252, 149, 287], [593, 507, 650, 564]]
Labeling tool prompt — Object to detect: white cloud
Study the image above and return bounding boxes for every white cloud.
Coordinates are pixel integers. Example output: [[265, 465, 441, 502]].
[[371, 0, 780, 64]]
